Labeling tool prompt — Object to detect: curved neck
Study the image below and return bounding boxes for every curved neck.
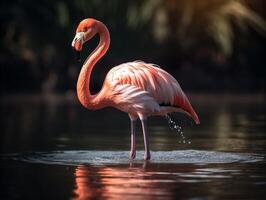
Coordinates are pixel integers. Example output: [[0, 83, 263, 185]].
[[77, 21, 110, 110]]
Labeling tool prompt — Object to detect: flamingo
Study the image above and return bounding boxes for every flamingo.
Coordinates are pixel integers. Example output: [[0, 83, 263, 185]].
[[71, 18, 200, 160]]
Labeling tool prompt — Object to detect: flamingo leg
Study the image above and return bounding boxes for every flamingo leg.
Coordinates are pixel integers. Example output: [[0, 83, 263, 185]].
[[141, 119, 151, 160], [130, 119, 136, 159]]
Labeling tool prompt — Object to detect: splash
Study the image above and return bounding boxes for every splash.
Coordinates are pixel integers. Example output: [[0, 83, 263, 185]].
[[165, 114, 191, 144], [7, 150, 263, 165]]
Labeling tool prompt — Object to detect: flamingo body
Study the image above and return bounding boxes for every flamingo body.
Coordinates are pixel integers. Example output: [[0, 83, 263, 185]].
[[72, 18, 199, 160], [103, 61, 199, 122]]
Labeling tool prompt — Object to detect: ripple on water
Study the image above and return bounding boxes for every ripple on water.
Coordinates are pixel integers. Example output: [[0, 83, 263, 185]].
[[7, 150, 264, 166]]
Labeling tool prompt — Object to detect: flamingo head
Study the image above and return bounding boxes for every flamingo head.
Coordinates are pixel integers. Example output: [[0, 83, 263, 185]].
[[72, 18, 98, 52]]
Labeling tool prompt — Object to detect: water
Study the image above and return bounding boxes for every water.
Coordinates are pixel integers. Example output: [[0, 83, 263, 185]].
[[5, 150, 263, 165], [0, 94, 265, 199]]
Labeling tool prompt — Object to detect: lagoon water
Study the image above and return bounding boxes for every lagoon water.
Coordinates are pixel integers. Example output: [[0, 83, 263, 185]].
[[1, 94, 265, 199]]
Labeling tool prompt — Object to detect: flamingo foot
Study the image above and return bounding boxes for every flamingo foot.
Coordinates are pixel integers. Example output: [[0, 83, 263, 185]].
[[129, 150, 136, 159], [144, 152, 151, 160]]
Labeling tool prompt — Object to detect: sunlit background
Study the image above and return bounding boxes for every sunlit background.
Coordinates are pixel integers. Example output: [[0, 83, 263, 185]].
[[0, 1, 265, 200]]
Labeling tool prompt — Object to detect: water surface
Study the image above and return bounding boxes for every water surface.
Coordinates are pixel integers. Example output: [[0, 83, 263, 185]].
[[1, 94, 265, 199]]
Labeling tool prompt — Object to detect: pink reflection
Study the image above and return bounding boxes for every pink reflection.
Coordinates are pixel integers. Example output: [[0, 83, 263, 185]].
[[72, 166, 102, 200], [71, 164, 191, 200]]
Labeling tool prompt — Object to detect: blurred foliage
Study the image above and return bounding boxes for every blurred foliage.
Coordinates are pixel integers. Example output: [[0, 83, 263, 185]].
[[207, 1, 266, 55], [0, 0, 265, 93]]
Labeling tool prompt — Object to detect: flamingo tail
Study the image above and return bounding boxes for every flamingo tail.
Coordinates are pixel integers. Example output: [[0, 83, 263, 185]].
[[175, 96, 200, 125]]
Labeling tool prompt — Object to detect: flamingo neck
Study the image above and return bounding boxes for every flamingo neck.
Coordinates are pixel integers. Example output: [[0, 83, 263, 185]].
[[77, 21, 110, 110]]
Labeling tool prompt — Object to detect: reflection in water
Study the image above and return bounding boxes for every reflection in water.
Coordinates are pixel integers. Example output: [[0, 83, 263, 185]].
[[70, 161, 266, 200], [72, 166, 102, 200], [71, 164, 181, 200]]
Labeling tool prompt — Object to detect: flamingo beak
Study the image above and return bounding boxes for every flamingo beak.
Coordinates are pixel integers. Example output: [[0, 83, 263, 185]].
[[72, 32, 85, 52], [72, 32, 85, 62]]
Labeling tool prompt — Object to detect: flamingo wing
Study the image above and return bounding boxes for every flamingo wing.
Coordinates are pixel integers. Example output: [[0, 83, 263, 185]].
[[105, 61, 199, 123], [110, 83, 160, 115]]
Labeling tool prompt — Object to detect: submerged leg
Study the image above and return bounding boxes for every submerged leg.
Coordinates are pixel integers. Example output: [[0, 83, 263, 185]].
[[129, 119, 136, 159], [140, 118, 150, 160]]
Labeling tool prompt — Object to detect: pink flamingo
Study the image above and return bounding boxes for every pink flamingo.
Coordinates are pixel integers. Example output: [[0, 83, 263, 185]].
[[72, 18, 200, 160]]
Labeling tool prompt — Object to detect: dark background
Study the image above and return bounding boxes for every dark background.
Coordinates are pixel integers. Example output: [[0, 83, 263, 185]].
[[0, 0, 265, 96]]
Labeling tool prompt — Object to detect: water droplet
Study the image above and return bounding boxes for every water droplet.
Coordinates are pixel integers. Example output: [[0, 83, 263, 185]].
[[165, 114, 192, 144]]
